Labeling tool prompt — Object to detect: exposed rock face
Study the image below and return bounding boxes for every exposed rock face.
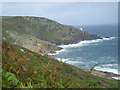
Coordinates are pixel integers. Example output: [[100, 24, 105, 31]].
[[2, 16, 101, 54], [3, 30, 61, 54]]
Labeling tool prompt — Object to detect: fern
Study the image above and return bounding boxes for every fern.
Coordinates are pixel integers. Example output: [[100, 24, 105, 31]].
[[2, 70, 19, 86], [20, 81, 33, 88]]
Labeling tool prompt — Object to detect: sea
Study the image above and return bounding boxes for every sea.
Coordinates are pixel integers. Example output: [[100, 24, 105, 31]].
[[53, 25, 118, 74]]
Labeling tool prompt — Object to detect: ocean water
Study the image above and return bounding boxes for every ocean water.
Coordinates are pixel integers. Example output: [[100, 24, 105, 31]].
[[54, 25, 118, 74]]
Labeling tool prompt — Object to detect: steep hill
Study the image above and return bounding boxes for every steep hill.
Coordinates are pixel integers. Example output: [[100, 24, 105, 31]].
[[2, 16, 101, 54], [2, 42, 118, 88]]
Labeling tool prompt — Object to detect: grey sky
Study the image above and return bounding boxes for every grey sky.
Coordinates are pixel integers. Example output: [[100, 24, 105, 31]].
[[2, 2, 118, 26]]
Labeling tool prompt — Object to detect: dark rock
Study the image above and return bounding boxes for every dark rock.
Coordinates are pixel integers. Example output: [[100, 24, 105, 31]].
[[105, 37, 110, 38]]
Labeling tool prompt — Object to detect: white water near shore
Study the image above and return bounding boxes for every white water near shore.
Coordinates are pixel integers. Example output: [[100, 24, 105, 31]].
[[55, 37, 116, 55], [56, 57, 118, 74], [48, 37, 116, 55], [51, 37, 118, 75]]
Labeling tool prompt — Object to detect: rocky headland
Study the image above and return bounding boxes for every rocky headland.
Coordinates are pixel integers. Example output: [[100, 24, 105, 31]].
[[2, 16, 101, 54], [3, 16, 118, 80]]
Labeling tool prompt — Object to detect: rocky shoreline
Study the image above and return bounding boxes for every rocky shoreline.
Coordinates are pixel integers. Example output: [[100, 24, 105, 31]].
[[3, 16, 118, 81], [49, 37, 119, 80], [48, 53, 119, 80], [77, 66, 120, 80], [3, 16, 102, 54]]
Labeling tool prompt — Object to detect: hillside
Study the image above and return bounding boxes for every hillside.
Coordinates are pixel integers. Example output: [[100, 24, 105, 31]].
[[2, 42, 118, 88], [2, 16, 101, 54]]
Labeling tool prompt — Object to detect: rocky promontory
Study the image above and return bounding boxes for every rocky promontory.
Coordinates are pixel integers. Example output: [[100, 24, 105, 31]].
[[2, 16, 101, 54]]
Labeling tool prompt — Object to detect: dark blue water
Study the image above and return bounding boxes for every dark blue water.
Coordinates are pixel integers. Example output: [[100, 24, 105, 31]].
[[54, 25, 118, 74], [76, 25, 118, 37]]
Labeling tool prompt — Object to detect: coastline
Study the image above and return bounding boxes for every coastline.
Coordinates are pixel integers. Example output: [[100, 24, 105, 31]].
[[48, 37, 119, 80], [76, 66, 120, 80]]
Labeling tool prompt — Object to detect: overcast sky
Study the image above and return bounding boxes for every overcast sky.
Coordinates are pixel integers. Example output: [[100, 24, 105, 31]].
[[2, 2, 118, 26]]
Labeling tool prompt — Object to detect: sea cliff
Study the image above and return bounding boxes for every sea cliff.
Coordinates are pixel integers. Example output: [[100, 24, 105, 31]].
[[2, 16, 101, 54]]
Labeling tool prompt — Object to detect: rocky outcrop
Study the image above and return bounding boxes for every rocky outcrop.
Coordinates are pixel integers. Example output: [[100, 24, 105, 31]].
[[3, 30, 61, 54], [2, 16, 101, 53], [2, 16, 101, 45]]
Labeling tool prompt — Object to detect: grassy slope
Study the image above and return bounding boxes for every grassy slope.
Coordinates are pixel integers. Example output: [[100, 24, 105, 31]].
[[2, 16, 100, 45], [2, 16, 63, 53], [2, 41, 118, 88]]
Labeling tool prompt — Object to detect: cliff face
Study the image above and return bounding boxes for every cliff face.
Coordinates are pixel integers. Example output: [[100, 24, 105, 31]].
[[2, 30, 61, 54], [2, 16, 101, 54]]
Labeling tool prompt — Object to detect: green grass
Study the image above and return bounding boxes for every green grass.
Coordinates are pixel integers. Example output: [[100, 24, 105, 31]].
[[2, 41, 118, 88], [2, 16, 101, 45]]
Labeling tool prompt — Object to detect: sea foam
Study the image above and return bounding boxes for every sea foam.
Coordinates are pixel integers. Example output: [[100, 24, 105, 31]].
[[54, 37, 116, 55], [53, 37, 118, 74], [59, 37, 116, 48], [94, 67, 119, 75]]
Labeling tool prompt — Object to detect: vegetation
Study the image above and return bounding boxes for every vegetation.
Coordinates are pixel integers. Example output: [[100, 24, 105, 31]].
[[90, 63, 100, 73], [2, 16, 101, 54], [2, 16, 118, 89], [2, 42, 118, 88]]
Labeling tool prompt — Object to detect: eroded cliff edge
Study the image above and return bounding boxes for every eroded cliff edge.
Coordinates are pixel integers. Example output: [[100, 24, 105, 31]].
[[2, 16, 101, 54]]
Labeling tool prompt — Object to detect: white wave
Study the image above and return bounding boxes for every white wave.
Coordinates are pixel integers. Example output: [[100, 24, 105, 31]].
[[47, 48, 66, 55], [55, 49, 66, 54], [58, 37, 116, 49], [53, 37, 116, 55], [55, 58, 119, 75], [94, 67, 119, 75], [101, 64, 118, 67], [58, 39, 101, 49], [103, 37, 116, 40], [112, 77, 120, 80], [52, 36, 118, 74], [103, 38, 111, 40], [56, 58, 69, 62], [67, 60, 80, 64], [56, 58, 81, 64], [48, 53, 54, 55], [110, 37, 116, 39], [48, 51, 59, 56]]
